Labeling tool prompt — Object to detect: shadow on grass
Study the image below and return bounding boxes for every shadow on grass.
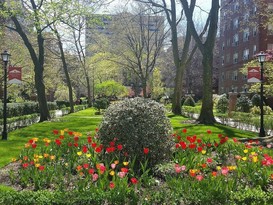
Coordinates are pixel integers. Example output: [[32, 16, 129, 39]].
[[169, 114, 257, 140]]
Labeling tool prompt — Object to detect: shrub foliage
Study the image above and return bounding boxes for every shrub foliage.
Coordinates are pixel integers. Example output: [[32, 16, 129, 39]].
[[216, 94, 229, 113], [251, 94, 261, 107], [235, 95, 252, 112], [183, 96, 195, 107], [98, 97, 173, 169]]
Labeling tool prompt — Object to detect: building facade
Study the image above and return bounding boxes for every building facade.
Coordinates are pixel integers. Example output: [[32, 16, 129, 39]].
[[219, 0, 273, 94]]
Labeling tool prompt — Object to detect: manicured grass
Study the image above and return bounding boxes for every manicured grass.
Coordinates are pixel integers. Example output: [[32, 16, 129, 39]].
[[0, 108, 102, 168], [0, 108, 258, 168], [168, 114, 258, 140]]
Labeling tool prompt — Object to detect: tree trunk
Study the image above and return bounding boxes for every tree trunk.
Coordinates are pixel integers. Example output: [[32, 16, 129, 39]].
[[181, 0, 219, 124], [197, 53, 216, 124], [142, 80, 147, 98], [35, 66, 51, 121], [55, 27, 74, 113], [10, 16, 50, 122], [86, 75, 92, 107], [172, 63, 185, 114]]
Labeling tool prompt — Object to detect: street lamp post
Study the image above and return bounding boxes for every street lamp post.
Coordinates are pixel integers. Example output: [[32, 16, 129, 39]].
[[257, 51, 267, 137], [1, 50, 11, 140]]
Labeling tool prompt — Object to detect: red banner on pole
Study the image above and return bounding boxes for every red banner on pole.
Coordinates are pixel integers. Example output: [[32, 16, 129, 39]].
[[247, 67, 260, 83], [8, 66, 22, 84]]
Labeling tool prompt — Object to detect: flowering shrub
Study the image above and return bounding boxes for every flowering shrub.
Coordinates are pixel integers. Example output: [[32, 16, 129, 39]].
[[98, 97, 173, 171]]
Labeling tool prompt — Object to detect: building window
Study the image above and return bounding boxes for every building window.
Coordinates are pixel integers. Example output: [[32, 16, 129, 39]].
[[227, 39, 231, 46], [253, 26, 257, 36], [243, 13, 249, 22], [233, 53, 238, 63], [244, 0, 249, 4], [233, 18, 239, 29], [243, 28, 250, 41], [267, 43, 273, 50], [242, 86, 248, 93], [221, 72, 225, 81], [220, 87, 224, 94], [268, 24, 273, 35], [253, 45, 257, 55], [234, 2, 239, 11], [253, 6, 257, 14], [222, 43, 225, 50], [233, 34, 239, 46], [226, 71, 230, 80], [232, 71, 238, 81], [242, 75, 247, 80], [226, 53, 230, 63], [243, 49, 249, 60]]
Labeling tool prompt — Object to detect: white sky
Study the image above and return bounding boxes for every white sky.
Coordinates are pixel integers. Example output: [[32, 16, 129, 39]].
[[101, 0, 211, 14]]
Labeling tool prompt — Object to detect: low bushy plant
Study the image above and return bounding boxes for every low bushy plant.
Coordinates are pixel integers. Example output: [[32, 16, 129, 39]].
[[47, 102, 58, 111], [183, 96, 195, 107], [98, 97, 173, 170], [93, 98, 110, 114], [181, 96, 186, 106], [56, 101, 70, 109], [235, 95, 252, 112], [250, 105, 272, 115], [251, 94, 261, 107], [216, 94, 229, 113]]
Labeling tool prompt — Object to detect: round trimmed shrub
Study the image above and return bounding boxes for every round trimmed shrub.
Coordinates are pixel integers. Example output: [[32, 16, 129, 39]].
[[98, 97, 173, 170], [251, 94, 261, 107], [216, 94, 229, 113], [93, 98, 110, 114], [183, 96, 195, 107], [235, 95, 252, 112]]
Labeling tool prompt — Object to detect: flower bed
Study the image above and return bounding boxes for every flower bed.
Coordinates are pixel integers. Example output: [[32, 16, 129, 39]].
[[1, 128, 273, 204]]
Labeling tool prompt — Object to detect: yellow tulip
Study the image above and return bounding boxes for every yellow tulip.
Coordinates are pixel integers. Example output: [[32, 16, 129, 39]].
[[123, 161, 129, 166], [32, 137, 38, 142], [252, 156, 258, 163]]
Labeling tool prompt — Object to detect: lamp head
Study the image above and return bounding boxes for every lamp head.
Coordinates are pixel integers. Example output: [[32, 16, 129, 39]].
[[1, 50, 11, 63], [257, 51, 267, 63]]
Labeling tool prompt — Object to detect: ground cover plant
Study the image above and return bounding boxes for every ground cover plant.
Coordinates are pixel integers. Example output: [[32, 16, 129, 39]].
[[0, 106, 272, 204]]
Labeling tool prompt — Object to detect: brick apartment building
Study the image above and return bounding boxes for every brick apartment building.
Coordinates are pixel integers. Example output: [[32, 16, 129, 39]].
[[219, 0, 273, 95]]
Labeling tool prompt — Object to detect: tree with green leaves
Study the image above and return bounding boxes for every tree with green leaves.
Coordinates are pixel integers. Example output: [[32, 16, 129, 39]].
[[95, 80, 128, 99], [0, 0, 53, 121]]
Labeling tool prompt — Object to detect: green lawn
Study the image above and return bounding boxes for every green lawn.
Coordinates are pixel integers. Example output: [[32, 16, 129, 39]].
[[0, 108, 101, 168], [0, 108, 258, 168]]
